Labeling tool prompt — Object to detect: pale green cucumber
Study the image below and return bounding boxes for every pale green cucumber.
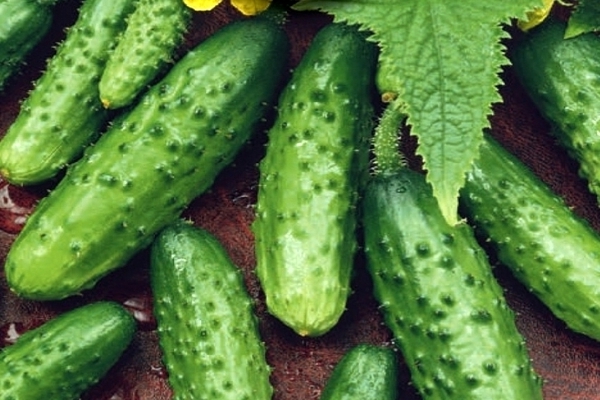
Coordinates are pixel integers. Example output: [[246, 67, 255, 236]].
[[252, 22, 377, 337]]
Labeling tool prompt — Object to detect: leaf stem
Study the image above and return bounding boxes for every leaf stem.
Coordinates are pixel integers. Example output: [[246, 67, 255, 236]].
[[372, 99, 406, 175]]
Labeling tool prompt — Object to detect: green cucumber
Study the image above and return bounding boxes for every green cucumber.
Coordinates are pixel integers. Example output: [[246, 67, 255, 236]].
[[361, 103, 543, 399], [252, 22, 377, 337], [510, 17, 600, 205], [319, 344, 399, 400], [459, 134, 600, 341], [4, 16, 289, 300], [99, 0, 192, 109], [150, 221, 272, 400], [0, 0, 136, 185], [0, 301, 136, 400], [0, 0, 60, 91]]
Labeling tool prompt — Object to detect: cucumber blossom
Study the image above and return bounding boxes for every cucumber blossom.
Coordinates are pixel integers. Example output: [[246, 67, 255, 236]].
[[253, 22, 378, 337], [319, 344, 399, 400], [4, 16, 290, 300], [0, 0, 59, 91], [460, 134, 600, 341], [150, 221, 273, 400], [0, 0, 136, 185], [511, 18, 600, 206], [362, 166, 542, 399], [99, 0, 192, 109], [0, 301, 136, 400]]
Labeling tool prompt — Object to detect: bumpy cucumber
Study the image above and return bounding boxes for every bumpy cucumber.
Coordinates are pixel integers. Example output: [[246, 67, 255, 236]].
[[0, 0, 59, 91], [362, 167, 543, 399], [0, 301, 136, 400], [0, 0, 135, 185], [511, 18, 600, 205], [4, 17, 289, 300], [460, 134, 600, 341], [252, 22, 377, 336], [150, 221, 272, 400], [99, 0, 192, 109], [319, 344, 399, 400]]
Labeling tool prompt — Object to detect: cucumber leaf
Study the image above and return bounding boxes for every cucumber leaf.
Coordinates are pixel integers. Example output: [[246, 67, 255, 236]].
[[293, 0, 543, 225], [565, 0, 600, 38]]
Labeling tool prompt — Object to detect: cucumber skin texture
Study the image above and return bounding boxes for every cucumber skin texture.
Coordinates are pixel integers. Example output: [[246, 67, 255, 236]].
[[0, 0, 55, 91], [460, 135, 600, 341], [319, 344, 399, 400], [252, 22, 377, 337], [0, 0, 135, 185], [362, 168, 543, 399], [0, 301, 136, 400], [150, 221, 272, 400], [4, 17, 289, 300], [511, 18, 600, 204], [99, 0, 192, 109]]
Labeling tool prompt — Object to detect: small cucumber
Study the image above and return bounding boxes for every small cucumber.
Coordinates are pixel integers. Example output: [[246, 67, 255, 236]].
[[4, 16, 289, 300], [319, 344, 399, 400], [0, 0, 59, 91], [0, 0, 136, 185], [150, 221, 272, 400], [460, 134, 600, 341], [252, 22, 377, 337], [510, 18, 600, 205], [362, 167, 543, 399], [0, 301, 136, 400], [99, 0, 192, 109]]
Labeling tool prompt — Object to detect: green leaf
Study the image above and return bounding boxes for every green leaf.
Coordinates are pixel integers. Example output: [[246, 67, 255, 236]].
[[565, 0, 600, 38], [293, 0, 543, 225]]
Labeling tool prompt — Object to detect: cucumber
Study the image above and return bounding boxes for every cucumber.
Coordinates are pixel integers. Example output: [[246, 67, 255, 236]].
[[459, 134, 600, 341], [0, 0, 59, 91], [360, 103, 542, 399], [252, 22, 377, 337], [363, 168, 543, 399], [99, 0, 192, 109], [4, 16, 290, 300], [319, 344, 399, 400], [510, 17, 600, 205], [0, 0, 136, 185], [0, 301, 136, 400], [150, 221, 272, 400]]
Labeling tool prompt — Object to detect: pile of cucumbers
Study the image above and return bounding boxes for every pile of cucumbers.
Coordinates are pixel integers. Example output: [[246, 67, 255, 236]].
[[1, 0, 600, 399]]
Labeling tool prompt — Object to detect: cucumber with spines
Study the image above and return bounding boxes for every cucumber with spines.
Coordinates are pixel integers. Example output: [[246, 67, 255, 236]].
[[0, 301, 136, 400], [319, 344, 399, 400], [150, 221, 272, 400], [99, 0, 192, 109], [460, 134, 600, 341], [4, 16, 289, 300], [0, 0, 136, 185], [361, 102, 543, 399], [0, 0, 60, 91], [511, 17, 600, 206], [252, 22, 378, 337]]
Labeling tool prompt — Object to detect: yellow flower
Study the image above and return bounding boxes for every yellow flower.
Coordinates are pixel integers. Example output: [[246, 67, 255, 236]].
[[183, 0, 272, 16], [517, 0, 555, 31]]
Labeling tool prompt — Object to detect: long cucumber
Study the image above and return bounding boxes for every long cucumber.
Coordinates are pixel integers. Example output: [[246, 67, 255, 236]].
[[361, 103, 543, 399], [4, 16, 290, 300]]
